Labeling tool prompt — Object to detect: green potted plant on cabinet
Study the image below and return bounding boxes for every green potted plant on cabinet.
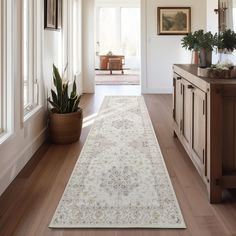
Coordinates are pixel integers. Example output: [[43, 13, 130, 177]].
[[48, 64, 83, 144], [217, 29, 236, 63], [181, 29, 218, 68], [217, 29, 236, 52]]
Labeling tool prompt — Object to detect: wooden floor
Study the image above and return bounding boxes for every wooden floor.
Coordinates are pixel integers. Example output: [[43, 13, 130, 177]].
[[0, 86, 236, 236]]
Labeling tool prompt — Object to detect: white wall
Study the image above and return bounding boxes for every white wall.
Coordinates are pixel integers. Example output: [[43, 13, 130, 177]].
[[207, 0, 219, 64], [82, 0, 207, 94], [43, 32, 62, 90], [0, 0, 62, 195], [141, 0, 207, 94], [207, 0, 218, 33]]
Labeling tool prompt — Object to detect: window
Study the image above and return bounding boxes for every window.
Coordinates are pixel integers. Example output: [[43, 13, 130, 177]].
[[121, 8, 140, 57], [65, 0, 82, 81], [98, 8, 118, 55], [0, 0, 3, 133], [72, 0, 82, 76], [96, 5, 140, 70], [0, 0, 13, 139], [23, 0, 39, 116]]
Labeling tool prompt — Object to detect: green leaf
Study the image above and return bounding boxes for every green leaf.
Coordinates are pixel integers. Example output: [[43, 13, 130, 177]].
[[61, 82, 69, 113], [53, 64, 62, 81], [70, 80, 77, 99], [72, 96, 80, 112], [53, 76, 57, 87], [51, 89, 58, 105], [62, 63, 68, 80], [53, 64, 63, 106], [48, 99, 61, 113]]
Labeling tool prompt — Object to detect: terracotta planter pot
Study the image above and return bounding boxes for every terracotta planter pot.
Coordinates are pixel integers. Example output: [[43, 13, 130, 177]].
[[49, 109, 83, 144]]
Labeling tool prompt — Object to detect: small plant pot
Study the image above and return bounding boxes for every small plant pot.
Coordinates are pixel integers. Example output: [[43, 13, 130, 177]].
[[49, 109, 83, 144], [199, 49, 212, 68]]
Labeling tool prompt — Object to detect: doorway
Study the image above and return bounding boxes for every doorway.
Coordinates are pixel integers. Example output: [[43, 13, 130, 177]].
[[94, 0, 141, 88]]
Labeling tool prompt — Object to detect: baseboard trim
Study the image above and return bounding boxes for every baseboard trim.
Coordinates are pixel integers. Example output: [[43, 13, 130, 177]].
[[0, 128, 47, 196]]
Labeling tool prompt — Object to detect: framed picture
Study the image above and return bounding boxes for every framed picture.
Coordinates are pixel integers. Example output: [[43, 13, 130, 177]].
[[44, 0, 57, 30], [157, 7, 191, 35], [56, 0, 62, 29]]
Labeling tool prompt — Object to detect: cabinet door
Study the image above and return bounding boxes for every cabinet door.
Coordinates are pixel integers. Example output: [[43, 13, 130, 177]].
[[182, 80, 192, 150], [191, 87, 206, 175], [173, 74, 182, 132]]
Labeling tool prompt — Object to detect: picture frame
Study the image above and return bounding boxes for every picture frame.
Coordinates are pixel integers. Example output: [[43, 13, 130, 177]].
[[157, 7, 191, 35], [44, 0, 62, 30], [56, 0, 62, 30], [44, 0, 57, 30]]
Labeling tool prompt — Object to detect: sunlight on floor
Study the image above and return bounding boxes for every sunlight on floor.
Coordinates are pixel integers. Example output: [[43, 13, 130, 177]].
[[82, 113, 98, 128]]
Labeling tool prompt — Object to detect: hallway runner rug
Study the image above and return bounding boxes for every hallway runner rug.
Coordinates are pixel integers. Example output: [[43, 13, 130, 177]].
[[49, 96, 186, 229]]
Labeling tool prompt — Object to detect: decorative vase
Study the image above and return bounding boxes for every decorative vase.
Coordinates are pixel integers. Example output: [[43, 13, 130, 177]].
[[199, 49, 212, 68], [49, 109, 83, 144], [191, 50, 199, 65]]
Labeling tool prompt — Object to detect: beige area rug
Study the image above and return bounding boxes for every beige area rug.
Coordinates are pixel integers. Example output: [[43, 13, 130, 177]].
[[95, 73, 140, 85], [49, 96, 186, 229]]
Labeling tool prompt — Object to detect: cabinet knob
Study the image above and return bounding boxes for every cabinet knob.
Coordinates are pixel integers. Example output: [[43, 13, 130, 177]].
[[188, 85, 194, 89]]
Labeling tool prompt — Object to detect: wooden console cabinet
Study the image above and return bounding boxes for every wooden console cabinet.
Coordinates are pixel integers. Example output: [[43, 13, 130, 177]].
[[99, 55, 125, 74], [173, 64, 236, 203]]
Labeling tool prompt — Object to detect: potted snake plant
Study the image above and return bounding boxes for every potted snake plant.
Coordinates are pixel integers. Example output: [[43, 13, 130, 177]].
[[48, 64, 83, 144]]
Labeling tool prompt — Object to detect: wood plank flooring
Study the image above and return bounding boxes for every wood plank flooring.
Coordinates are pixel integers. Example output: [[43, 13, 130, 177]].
[[0, 86, 236, 236]]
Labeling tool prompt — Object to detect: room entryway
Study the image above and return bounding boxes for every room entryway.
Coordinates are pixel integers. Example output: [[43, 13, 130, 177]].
[[94, 0, 141, 87]]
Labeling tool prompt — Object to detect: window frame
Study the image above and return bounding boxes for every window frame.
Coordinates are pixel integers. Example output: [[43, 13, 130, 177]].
[[0, 0, 3, 133], [22, 0, 41, 120], [64, 0, 82, 83], [0, 0, 13, 143], [95, 3, 140, 57], [72, 0, 82, 77]]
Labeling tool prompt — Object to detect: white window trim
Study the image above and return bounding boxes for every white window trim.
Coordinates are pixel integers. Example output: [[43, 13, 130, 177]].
[[64, 0, 82, 82], [72, 0, 82, 77], [0, 0, 3, 134], [22, 0, 42, 124], [0, 0, 14, 145]]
